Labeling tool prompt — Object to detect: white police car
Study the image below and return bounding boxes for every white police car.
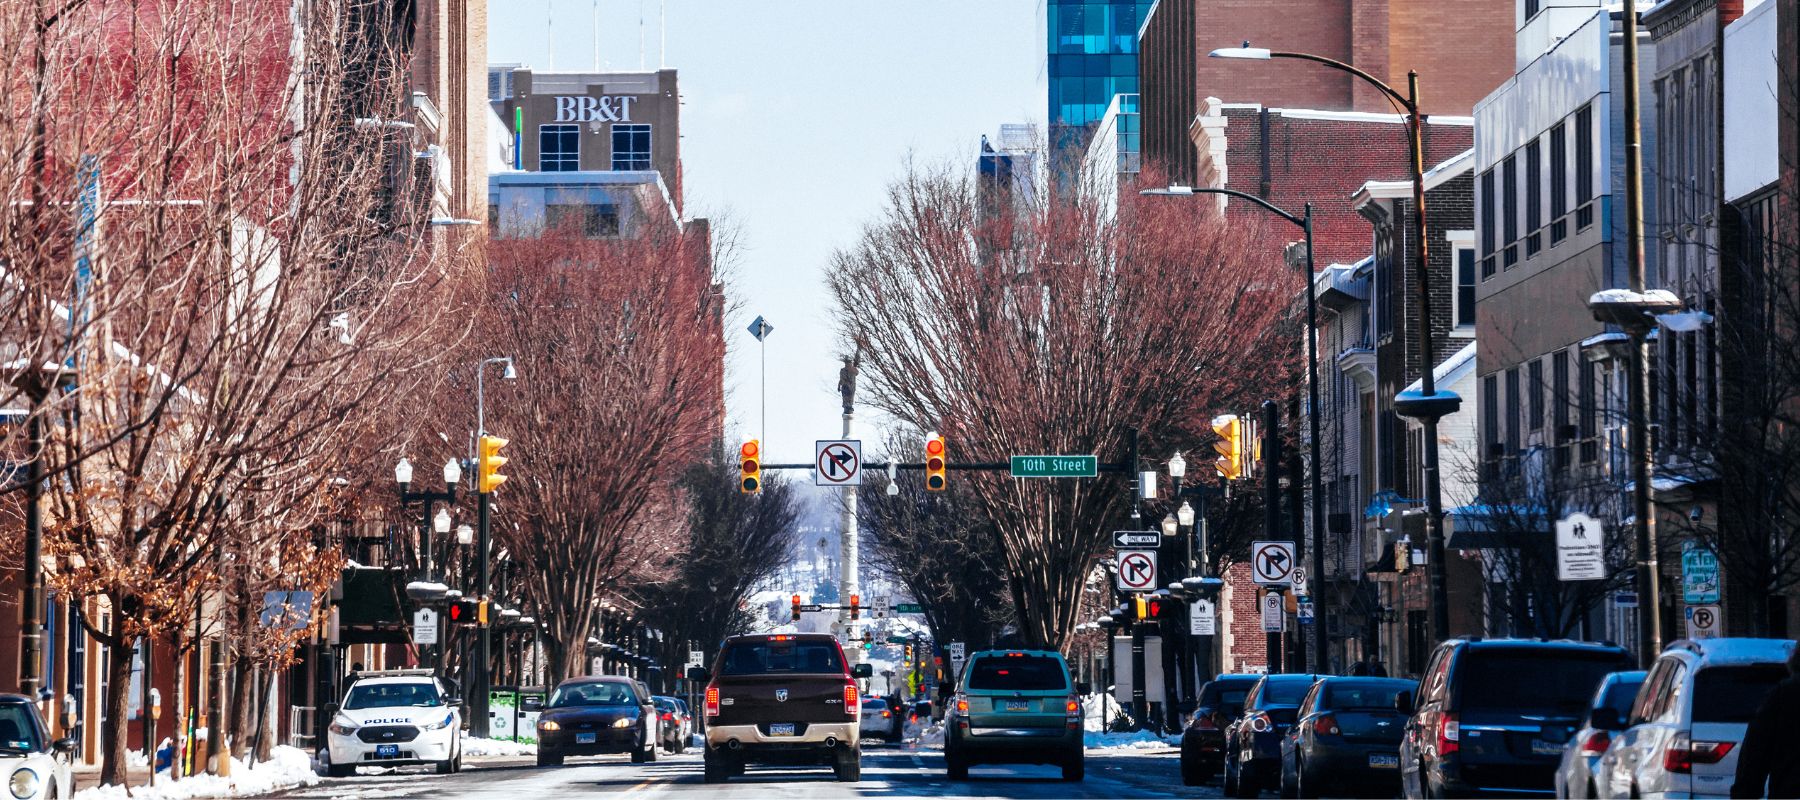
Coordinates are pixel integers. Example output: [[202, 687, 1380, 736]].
[[1, 695, 73, 800], [324, 670, 462, 777]]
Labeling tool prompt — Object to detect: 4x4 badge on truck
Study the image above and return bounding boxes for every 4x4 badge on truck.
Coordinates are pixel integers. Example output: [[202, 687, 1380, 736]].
[[775, 689, 789, 702]]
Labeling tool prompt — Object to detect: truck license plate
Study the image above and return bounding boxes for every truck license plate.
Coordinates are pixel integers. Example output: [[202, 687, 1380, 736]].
[[1532, 739, 1564, 756], [769, 723, 796, 737], [375, 744, 399, 758], [1003, 700, 1031, 712], [575, 733, 596, 744], [1368, 753, 1399, 768]]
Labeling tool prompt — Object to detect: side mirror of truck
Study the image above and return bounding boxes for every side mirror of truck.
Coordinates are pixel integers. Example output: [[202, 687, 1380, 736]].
[[852, 663, 874, 679]]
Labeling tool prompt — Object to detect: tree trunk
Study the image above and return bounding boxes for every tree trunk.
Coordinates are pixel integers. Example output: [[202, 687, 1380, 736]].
[[228, 652, 253, 758], [99, 636, 134, 786]]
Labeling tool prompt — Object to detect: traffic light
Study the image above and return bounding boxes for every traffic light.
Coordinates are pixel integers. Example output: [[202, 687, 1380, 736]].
[[924, 432, 947, 491], [904, 644, 914, 661], [1211, 415, 1243, 480], [739, 440, 762, 494], [791, 594, 802, 622], [1144, 596, 1169, 620], [849, 594, 860, 620], [1132, 595, 1148, 621], [478, 435, 509, 493], [477, 599, 490, 625], [448, 598, 479, 625]]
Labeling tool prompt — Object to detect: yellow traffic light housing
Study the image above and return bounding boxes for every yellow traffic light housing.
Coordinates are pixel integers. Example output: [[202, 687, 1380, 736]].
[[790, 594, 802, 622], [740, 440, 762, 494], [477, 435, 509, 493], [1133, 595, 1148, 620], [924, 432, 947, 491], [1211, 415, 1243, 481], [850, 594, 861, 620]]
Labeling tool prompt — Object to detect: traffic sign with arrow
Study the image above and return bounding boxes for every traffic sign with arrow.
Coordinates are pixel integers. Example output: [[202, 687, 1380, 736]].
[[1113, 530, 1161, 548]]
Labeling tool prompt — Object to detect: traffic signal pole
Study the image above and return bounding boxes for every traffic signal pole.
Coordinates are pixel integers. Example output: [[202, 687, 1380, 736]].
[[1263, 401, 1284, 674], [473, 490, 492, 738]]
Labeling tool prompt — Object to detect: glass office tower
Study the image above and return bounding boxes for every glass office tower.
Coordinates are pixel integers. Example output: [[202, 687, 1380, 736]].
[[1047, 0, 1152, 187]]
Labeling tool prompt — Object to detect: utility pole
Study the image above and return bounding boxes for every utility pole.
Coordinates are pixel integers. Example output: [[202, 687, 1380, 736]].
[[1263, 401, 1284, 674], [838, 356, 861, 659], [1127, 428, 1149, 727]]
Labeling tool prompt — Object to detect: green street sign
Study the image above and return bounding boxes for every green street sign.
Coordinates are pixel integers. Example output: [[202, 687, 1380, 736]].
[[894, 603, 924, 614], [1010, 455, 1098, 478], [887, 636, 911, 645]]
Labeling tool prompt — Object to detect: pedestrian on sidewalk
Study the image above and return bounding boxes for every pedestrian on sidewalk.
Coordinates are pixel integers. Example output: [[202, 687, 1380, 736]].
[[1732, 644, 1800, 798]]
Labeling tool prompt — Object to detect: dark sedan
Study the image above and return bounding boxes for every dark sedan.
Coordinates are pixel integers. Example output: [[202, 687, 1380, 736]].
[[1224, 673, 1323, 798], [1182, 674, 1262, 785], [535, 677, 658, 766], [1279, 676, 1417, 798]]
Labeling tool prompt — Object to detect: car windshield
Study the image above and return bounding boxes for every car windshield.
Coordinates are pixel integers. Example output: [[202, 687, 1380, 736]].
[[344, 682, 441, 710], [1258, 678, 1314, 706], [1323, 681, 1412, 709], [1458, 650, 1628, 714], [966, 655, 1067, 691], [653, 697, 676, 711], [1600, 675, 1647, 713], [720, 640, 845, 675], [1693, 664, 1786, 723], [0, 704, 43, 753], [549, 682, 638, 708]]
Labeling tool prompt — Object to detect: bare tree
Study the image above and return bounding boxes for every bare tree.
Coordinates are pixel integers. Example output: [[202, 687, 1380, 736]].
[[827, 162, 1293, 649], [480, 221, 722, 681]]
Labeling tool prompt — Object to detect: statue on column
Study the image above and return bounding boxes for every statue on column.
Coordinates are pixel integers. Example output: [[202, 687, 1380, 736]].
[[837, 351, 860, 415]]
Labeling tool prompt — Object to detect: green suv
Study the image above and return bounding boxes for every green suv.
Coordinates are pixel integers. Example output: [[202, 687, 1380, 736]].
[[944, 649, 1085, 781]]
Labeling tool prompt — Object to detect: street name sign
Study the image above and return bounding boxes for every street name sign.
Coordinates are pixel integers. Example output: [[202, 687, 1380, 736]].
[[1261, 592, 1285, 632], [1190, 600, 1216, 636], [413, 607, 439, 646], [1116, 550, 1159, 591], [1556, 513, 1605, 581], [1112, 530, 1161, 548], [1251, 541, 1296, 586], [895, 603, 923, 614], [1685, 605, 1721, 640], [1681, 542, 1720, 603], [815, 440, 863, 486], [1010, 455, 1098, 478]]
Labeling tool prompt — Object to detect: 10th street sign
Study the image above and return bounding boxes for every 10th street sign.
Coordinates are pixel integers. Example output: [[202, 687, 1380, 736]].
[[1010, 455, 1098, 478]]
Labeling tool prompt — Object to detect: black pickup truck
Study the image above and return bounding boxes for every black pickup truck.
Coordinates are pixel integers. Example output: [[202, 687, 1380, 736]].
[[694, 633, 873, 783]]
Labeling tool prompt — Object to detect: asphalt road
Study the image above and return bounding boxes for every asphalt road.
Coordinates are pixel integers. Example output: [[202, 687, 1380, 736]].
[[266, 742, 1226, 799]]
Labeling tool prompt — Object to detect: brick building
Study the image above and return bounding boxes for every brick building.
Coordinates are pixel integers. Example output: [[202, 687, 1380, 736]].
[[1137, 0, 1513, 184]]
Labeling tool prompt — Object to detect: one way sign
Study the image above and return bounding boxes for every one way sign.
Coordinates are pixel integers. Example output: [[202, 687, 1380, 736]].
[[1113, 530, 1160, 548]]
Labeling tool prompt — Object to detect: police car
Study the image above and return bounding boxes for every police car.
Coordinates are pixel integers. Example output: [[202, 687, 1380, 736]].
[[324, 670, 462, 777]]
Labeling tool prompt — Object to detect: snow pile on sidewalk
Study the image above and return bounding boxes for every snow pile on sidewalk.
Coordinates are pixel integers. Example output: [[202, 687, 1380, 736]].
[[915, 723, 946, 748], [1083, 728, 1179, 751], [459, 737, 537, 757], [74, 746, 320, 800]]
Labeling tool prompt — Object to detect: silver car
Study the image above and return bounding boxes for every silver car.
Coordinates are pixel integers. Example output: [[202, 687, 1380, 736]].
[[1, 696, 75, 800], [1554, 670, 1645, 799]]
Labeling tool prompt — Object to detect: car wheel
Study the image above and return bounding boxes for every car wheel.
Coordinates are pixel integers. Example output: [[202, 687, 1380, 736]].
[[702, 748, 728, 783], [1234, 761, 1260, 799], [946, 751, 969, 780], [435, 756, 454, 775], [1061, 751, 1085, 782], [1223, 752, 1240, 796], [537, 751, 564, 767], [327, 761, 355, 778], [1280, 756, 1297, 799], [833, 747, 862, 782], [1181, 747, 1205, 786], [629, 746, 645, 764], [1586, 779, 1599, 800]]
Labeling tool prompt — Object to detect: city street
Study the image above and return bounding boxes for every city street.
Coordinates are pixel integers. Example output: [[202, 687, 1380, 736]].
[[265, 746, 1213, 800]]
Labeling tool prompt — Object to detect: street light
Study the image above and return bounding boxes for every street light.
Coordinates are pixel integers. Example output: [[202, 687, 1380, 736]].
[[456, 524, 474, 546], [1206, 40, 1460, 653], [434, 506, 452, 535], [444, 458, 463, 486], [1178, 501, 1196, 528], [1142, 184, 1329, 671], [1161, 513, 1179, 538], [1167, 451, 1187, 480], [395, 457, 414, 486]]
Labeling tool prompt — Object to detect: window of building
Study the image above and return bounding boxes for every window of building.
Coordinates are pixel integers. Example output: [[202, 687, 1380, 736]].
[[611, 124, 652, 171], [1483, 374, 1500, 464], [1525, 139, 1542, 255], [1502, 154, 1519, 267], [1528, 359, 1545, 431], [1525, 0, 1540, 19], [1455, 247, 1477, 329], [1553, 351, 1571, 469], [1480, 170, 1497, 279], [1505, 367, 1521, 454], [1579, 356, 1597, 462], [1575, 104, 1594, 228], [545, 203, 621, 237], [1550, 122, 1568, 243], [539, 124, 580, 172]]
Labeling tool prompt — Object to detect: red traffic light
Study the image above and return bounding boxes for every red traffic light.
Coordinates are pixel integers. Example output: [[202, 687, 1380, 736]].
[[924, 432, 947, 491], [740, 439, 763, 494], [791, 594, 802, 622]]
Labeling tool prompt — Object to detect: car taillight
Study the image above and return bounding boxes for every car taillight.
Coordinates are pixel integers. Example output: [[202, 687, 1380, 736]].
[[1580, 730, 1611, 755], [955, 696, 969, 716], [1663, 733, 1733, 774], [660, 712, 673, 721], [1195, 714, 1218, 731], [1249, 712, 1272, 733], [881, 710, 890, 718], [1313, 714, 1339, 736], [844, 684, 858, 715], [705, 686, 720, 717], [1435, 713, 1460, 756]]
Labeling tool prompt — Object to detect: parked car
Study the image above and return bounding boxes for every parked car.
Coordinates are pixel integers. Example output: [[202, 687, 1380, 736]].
[[1181, 674, 1262, 785], [0, 695, 75, 800], [323, 669, 463, 777], [909, 699, 933, 725], [1278, 676, 1417, 798], [944, 649, 1087, 782], [1594, 638, 1794, 800], [535, 676, 658, 766], [671, 698, 693, 743], [651, 696, 687, 753], [859, 698, 897, 742], [697, 633, 872, 783], [1223, 673, 1323, 798], [1397, 638, 1631, 798], [1553, 670, 1646, 799]]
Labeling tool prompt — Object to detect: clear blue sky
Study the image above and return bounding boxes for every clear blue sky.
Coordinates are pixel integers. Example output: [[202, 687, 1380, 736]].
[[489, 1, 1044, 464]]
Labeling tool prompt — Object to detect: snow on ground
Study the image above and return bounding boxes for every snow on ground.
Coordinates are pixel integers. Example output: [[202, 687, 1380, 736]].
[[458, 737, 536, 757], [74, 746, 320, 800], [1082, 728, 1179, 751]]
